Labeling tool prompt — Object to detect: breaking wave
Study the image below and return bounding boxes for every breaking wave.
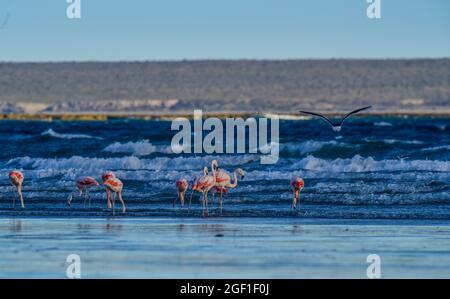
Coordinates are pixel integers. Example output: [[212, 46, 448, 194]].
[[374, 121, 393, 127], [103, 140, 173, 156], [290, 155, 450, 173], [41, 129, 102, 140]]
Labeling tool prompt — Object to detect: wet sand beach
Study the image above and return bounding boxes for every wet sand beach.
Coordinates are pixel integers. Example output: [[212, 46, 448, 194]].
[[1, 217, 450, 279]]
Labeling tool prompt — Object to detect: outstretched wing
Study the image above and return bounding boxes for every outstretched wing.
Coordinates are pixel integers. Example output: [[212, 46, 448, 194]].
[[299, 110, 336, 127], [339, 106, 372, 125]]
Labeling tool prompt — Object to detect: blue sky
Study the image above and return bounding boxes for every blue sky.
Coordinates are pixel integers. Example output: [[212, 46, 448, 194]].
[[0, 0, 449, 61]]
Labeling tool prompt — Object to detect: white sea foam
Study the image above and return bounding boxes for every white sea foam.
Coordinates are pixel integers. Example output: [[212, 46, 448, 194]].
[[41, 128, 102, 140], [290, 155, 450, 172], [5, 155, 259, 180], [103, 140, 173, 156], [363, 138, 423, 145], [281, 141, 355, 155], [420, 144, 450, 152], [374, 121, 393, 127], [6, 154, 450, 185]]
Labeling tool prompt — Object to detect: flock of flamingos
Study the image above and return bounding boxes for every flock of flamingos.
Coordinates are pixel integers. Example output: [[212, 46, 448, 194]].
[[7, 160, 305, 217], [5, 107, 374, 216]]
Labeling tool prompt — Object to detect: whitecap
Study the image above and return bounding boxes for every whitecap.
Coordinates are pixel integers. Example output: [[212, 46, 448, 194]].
[[290, 154, 450, 173], [281, 141, 356, 155], [41, 128, 102, 140], [103, 140, 173, 156], [374, 121, 393, 127], [363, 138, 423, 145]]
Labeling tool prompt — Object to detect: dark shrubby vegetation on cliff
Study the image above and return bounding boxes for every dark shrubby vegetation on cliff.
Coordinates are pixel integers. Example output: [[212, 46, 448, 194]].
[[0, 59, 449, 112]]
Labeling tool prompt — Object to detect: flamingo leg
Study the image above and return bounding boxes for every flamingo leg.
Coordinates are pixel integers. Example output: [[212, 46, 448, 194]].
[[188, 190, 194, 210], [83, 189, 88, 208], [180, 191, 185, 208], [118, 191, 126, 213], [297, 191, 301, 213], [68, 194, 74, 207], [12, 187, 16, 209], [112, 192, 116, 217], [204, 191, 209, 217], [219, 189, 223, 214], [106, 189, 111, 209], [292, 190, 296, 209], [18, 185, 24, 209], [201, 192, 206, 217], [292, 189, 300, 210]]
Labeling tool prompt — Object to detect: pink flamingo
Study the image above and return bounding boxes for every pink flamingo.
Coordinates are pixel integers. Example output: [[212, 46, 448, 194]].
[[102, 171, 116, 209], [103, 177, 126, 216], [214, 167, 245, 210], [189, 160, 218, 217], [175, 179, 189, 207], [67, 176, 99, 208], [9, 170, 24, 209], [290, 177, 304, 209]]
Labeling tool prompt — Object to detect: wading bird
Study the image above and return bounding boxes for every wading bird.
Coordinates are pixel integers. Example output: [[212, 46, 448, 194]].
[[214, 167, 245, 211], [300, 106, 372, 132], [102, 171, 116, 209], [67, 176, 99, 208], [175, 178, 189, 207], [189, 160, 218, 217], [290, 177, 304, 210], [103, 177, 126, 216], [9, 170, 24, 209]]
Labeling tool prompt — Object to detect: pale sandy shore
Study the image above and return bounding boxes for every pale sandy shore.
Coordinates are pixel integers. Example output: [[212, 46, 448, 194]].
[[2, 110, 450, 121], [1, 218, 450, 278]]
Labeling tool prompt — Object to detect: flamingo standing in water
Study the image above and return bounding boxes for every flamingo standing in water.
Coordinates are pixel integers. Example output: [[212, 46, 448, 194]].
[[290, 177, 304, 210], [9, 170, 24, 209], [103, 177, 126, 216], [175, 179, 189, 207], [102, 171, 116, 209], [67, 176, 99, 208], [189, 160, 218, 217], [214, 167, 245, 210]]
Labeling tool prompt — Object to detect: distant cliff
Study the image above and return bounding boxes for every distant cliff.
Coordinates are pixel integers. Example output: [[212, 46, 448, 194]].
[[0, 59, 449, 113]]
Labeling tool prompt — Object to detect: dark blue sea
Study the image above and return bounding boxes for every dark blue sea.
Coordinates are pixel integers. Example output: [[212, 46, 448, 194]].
[[1, 116, 450, 220]]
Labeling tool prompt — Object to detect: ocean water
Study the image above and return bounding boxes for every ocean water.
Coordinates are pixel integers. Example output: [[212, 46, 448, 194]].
[[1, 116, 450, 278], [1, 116, 450, 219]]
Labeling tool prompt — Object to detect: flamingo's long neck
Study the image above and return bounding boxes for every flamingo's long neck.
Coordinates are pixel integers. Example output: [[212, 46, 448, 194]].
[[228, 170, 238, 188], [211, 162, 217, 182]]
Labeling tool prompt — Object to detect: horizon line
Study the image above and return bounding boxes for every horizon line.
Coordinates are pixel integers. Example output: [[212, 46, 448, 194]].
[[1, 57, 450, 63]]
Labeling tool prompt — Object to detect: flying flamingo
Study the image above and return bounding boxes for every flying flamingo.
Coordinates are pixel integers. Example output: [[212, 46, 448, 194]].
[[189, 160, 218, 217], [9, 170, 24, 209], [214, 167, 245, 210], [175, 178, 189, 207], [102, 171, 116, 209], [67, 176, 99, 208], [103, 176, 126, 216], [290, 177, 305, 210]]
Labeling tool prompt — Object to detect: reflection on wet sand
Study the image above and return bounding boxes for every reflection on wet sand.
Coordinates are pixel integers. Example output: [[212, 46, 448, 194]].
[[10, 219, 22, 232], [104, 223, 123, 232]]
